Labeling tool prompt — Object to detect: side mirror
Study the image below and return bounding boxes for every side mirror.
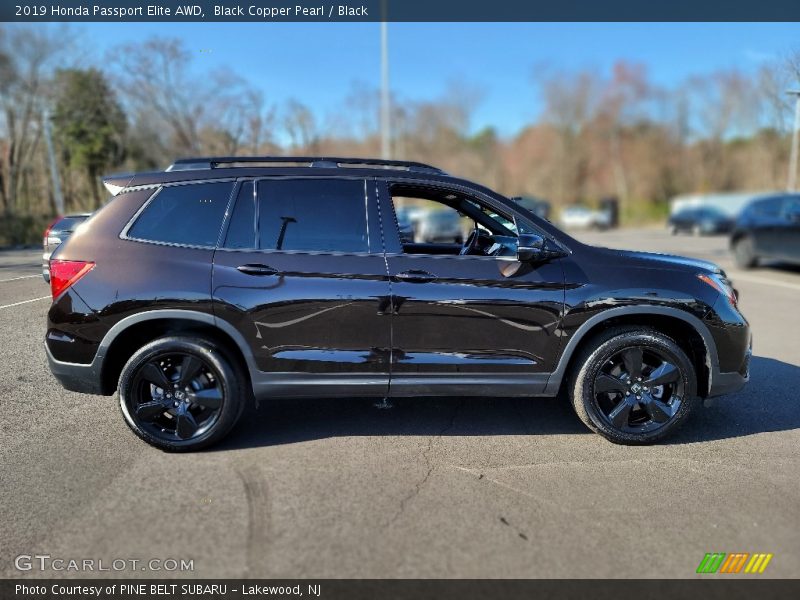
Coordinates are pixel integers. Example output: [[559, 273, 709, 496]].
[[516, 233, 546, 262]]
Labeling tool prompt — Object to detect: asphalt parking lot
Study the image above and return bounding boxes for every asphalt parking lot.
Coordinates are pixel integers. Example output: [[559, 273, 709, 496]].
[[1, 229, 798, 579]]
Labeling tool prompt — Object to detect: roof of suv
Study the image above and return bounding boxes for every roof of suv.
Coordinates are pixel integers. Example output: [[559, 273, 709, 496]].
[[103, 156, 467, 194]]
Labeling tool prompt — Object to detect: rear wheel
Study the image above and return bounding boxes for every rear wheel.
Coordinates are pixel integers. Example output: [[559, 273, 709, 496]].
[[118, 336, 246, 451], [733, 236, 758, 269], [570, 327, 698, 444]]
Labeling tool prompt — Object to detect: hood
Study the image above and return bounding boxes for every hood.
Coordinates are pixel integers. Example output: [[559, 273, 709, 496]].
[[602, 248, 722, 274]]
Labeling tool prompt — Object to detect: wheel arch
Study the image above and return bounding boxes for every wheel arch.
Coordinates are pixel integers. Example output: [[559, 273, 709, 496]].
[[98, 310, 256, 396], [545, 306, 718, 398]]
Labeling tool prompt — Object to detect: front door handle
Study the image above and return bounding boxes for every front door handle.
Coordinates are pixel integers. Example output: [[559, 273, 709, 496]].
[[394, 270, 437, 283], [237, 264, 279, 276]]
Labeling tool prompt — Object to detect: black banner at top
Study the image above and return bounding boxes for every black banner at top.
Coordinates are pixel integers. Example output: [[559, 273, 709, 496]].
[[3, 0, 800, 22]]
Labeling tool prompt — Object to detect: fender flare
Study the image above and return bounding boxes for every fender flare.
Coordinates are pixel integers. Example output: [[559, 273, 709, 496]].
[[95, 309, 259, 380], [543, 305, 719, 396]]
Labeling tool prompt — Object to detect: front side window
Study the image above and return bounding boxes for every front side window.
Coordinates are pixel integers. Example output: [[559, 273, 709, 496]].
[[389, 183, 531, 257], [127, 182, 233, 247], [257, 179, 368, 253]]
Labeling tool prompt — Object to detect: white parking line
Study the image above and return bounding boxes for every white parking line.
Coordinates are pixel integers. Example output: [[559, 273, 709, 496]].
[[730, 273, 800, 292], [0, 274, 41, 283], [0, 296, 50, 310]]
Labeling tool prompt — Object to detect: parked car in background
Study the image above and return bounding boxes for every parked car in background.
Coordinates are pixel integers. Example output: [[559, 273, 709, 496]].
[[394, 207, 416, 243], [730, 194, 800, 268], [559, 205, 611, 230], [42, 213, 92, 282], [415, 209, 464, 243], [512, 196, 551, 221], [668, 206, 734, 236]]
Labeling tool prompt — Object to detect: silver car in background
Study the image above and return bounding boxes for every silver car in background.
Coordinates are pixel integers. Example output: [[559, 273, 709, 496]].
[[42, 213, 91, 282]]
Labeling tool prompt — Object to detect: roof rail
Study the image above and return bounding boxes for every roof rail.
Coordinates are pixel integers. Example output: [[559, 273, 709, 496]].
[[166, 156, 444, 174]]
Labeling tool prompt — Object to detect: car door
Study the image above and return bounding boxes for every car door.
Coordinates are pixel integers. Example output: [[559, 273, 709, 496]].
[[776, 195, 800, 262], [212, 177, 391, 398], [749, 196, 785, 257], [378, 181, 566, 397]]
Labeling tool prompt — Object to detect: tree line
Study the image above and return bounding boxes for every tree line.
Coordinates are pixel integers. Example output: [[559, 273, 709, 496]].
[[2, 24, 800, 243]]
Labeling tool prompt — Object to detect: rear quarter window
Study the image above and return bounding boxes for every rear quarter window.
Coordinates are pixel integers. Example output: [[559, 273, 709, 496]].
[[51, 216, 90, 233], [127, 182, 234, 247]]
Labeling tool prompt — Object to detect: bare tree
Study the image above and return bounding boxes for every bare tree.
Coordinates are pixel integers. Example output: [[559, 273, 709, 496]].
[[0, 26, 71, 215]]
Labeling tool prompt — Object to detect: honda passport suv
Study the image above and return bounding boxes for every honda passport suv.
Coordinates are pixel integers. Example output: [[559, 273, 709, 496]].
[[46, 157, 751, 451]]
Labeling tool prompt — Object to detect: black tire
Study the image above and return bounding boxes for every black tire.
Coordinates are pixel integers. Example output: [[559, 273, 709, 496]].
[[569, 327, 698, 445], [118, 336, 246, 452], [733, 236, 758, 269]]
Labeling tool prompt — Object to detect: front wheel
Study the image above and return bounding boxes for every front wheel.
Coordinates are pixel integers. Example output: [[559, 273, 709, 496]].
[[570, 327, 698, 444], [733, 236, 758, 269], [118, 336, 246, 452]]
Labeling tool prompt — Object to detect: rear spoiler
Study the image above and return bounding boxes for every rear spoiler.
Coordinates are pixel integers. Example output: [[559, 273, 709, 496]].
[[102, 173, 136, 196]]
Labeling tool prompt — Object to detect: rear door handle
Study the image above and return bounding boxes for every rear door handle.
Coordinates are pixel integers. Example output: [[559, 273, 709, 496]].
[[237, 264, 279, 276], [394, 270, 437, 283]]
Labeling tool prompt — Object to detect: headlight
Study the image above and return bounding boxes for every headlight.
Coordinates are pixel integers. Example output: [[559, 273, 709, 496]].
[[698, 272, 738, 306]]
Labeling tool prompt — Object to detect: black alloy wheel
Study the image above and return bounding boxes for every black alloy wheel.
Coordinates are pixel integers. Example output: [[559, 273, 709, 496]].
[[570, 327, 698, 444], [591, 346, 683, 434], [119, 336, 245, 451], [129, 352, 223, 441]]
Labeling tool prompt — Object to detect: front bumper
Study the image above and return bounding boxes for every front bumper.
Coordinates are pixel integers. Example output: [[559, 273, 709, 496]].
[[707, 337, 751, 398], [45, 342, 105, 395]]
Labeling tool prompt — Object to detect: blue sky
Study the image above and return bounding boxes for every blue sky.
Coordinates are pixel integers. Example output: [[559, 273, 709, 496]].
[[80, 22, 800, 137]]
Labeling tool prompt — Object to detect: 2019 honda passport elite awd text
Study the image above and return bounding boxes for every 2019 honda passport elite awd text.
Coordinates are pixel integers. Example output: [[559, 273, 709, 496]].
[[45, 157, 751, 451]]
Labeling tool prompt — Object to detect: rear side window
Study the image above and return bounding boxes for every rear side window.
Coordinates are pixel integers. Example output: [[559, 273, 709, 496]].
[[749, 197, 784, 218], [51, 216, 90, 233], [257, 179, 368, 252], [127, 182, 234, 247]]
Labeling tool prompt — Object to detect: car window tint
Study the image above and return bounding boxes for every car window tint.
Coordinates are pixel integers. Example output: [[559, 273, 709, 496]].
[[751, 197, 784, 217], [128, 182, 233, 247], [258, 179, 368, 252], [784, 196, 800, 214], [52, 216, 89, 233], [224, 181, 256, 249]]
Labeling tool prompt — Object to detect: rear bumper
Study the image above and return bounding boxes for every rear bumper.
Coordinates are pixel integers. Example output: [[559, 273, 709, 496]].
[[45, 342, 105, 395]]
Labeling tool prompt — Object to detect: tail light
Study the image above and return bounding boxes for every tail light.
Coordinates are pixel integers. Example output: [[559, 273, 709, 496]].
[[50, 259, 94, 300], [43, 216, 62, 243]]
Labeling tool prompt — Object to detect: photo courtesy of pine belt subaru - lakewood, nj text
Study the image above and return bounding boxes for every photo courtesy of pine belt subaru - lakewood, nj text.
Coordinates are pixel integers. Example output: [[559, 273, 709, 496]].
[[44, 157, 751, 451]]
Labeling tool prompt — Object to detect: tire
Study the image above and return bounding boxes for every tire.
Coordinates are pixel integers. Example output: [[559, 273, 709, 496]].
[[668, 225, 678, 236], [118, 336, 246, 452], [733, 236, 758, 269], [569, 327, 698, 445]]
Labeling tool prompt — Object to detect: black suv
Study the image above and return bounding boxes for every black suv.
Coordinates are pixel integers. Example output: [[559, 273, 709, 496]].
[[46, 157, 751, 451], [731, 193, 800, 268]]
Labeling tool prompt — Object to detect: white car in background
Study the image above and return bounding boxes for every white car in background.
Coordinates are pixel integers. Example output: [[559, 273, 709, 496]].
[[559, 206, 611, 230]]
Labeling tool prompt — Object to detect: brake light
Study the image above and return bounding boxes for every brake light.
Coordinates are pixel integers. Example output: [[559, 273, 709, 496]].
[[50, 259, 94, 299], [43, 216, 62, 242]]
